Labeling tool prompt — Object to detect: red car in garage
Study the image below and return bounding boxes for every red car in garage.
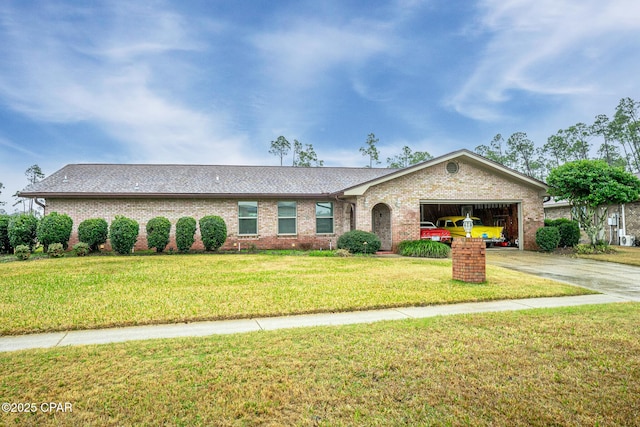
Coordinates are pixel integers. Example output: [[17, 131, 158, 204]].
[[420, 221, 452, 243]]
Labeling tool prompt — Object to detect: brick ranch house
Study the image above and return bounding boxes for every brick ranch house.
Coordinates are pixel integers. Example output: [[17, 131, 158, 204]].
[[19, 150, 549, 252]]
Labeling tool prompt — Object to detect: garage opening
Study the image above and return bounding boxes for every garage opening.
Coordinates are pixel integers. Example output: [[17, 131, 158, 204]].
[[419, 201, 521, 248]]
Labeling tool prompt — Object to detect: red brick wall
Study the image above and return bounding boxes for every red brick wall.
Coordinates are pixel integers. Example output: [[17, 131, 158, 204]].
[[46, 198, 345, 252], [451, 238, 486, 283], [355, 160, 545, 250]]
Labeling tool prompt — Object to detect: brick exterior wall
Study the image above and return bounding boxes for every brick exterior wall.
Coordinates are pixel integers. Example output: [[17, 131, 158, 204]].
[[355, 160, 545, 250], [46, 198, 346, 251], [451, 238, 486, 283], [45, 159, 546, 252], [545, 202, 640, 245], [625, 202, 640, 240]]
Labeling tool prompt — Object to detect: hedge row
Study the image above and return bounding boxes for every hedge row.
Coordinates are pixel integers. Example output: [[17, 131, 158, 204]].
[[81, 215, 228, 254], [1, 213, 229, 257], [0, 212, 74, 255]]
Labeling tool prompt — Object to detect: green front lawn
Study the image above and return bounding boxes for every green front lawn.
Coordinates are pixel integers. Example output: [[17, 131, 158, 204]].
[[1, 303, 638, 426], [0, 254, 592, 335], [576, 245, 640, 266]]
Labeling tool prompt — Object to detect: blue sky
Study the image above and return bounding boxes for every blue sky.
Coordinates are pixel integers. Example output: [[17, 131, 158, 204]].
[[1, 0, 640, 210]]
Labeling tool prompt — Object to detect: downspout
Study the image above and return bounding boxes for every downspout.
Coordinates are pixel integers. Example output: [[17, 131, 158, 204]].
[[621, 204, 626, 240], [34, 198, 46, 210]]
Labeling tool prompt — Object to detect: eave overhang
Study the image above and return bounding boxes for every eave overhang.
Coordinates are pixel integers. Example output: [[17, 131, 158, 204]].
[[339, 149, 549, 197]]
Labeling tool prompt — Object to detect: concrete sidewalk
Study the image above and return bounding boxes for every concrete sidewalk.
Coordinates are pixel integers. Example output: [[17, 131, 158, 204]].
[[0, 294, 628, 353]]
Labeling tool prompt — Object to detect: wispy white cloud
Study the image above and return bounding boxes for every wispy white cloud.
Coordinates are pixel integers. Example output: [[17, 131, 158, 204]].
[[251, 20, 393, 89], [448, 0, 640, 122], [0, 1, 250, 165]]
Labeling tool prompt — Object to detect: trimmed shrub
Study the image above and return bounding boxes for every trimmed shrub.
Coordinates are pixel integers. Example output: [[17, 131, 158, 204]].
[[557, 222, 581, 247], [78, 218, 109, 252], [199, 215, 227, 251], [146, 216, 171, 252], [176, 216, 197, 253], [73, 242, 90, 257], [109, 216, 139, 255], [47, 242, 65, 258], [337, 230, 381, 254], [0, 214, 12, 254], [398, 240, 451, 258], [8, 214, 39, 251], [536, 226, 560, 252], [37, 212, 73, 251], [545, 218, 580, 247], [14, 244, 31, 261]]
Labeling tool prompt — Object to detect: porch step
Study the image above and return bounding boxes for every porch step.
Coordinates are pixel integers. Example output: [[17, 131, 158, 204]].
[[375, 251, 395, 255]]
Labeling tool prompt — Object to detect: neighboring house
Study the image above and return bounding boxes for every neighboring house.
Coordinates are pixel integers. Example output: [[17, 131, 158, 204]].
[[544, 172, 640, 246], [19, 150, 549, 251]]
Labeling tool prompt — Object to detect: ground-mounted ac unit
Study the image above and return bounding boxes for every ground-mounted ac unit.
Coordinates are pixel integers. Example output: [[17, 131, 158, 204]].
[[620, 235, 636, 247]]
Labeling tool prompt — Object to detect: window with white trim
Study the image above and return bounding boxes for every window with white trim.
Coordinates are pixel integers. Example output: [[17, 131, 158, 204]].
[[238, 201, 258, 235], [278, 201, 297, 235]]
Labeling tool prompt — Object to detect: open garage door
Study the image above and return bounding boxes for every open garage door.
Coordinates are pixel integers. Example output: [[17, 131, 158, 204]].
[[419, 201, 522, 249]]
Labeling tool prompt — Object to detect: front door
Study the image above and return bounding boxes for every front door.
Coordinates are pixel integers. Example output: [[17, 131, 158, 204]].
[[372, 203, 392, 251]]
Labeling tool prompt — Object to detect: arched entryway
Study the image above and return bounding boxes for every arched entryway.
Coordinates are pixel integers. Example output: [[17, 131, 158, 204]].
[[372, 203, 392, 251]]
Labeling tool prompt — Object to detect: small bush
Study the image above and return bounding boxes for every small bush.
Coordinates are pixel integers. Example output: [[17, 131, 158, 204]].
[[78, 218, 109, 252], [8, 214, 39, 251], [73, 242, 90, 257], [199, 215, 227, 251], [109, 216, 139, 255], [176, 216, 197, 253], [14, 244, 31, 261], [334, 249, 352, 257], [575, 243, 616, 254], [536, 226, 560, 252], [37, 212, 73, 251], [0, 214, 12, 254], [146, 216, 171, 252], [337, 230, 381, 254], [546, 218, 580, 247], [397, 240, 451, 258], [47, 242, 65, 258]]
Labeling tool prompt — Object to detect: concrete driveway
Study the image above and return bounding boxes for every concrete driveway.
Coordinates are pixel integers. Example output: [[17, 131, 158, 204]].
[[487, 249, 640, 301]]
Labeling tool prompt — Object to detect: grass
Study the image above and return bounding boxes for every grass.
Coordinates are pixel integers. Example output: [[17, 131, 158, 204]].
[[575, 245, 640, 266], [1, 303, 638, 426], [0, 254, 593, 335]]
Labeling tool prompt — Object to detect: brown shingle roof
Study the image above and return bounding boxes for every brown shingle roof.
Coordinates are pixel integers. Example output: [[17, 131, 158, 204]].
[[19, 164, 398, 198]]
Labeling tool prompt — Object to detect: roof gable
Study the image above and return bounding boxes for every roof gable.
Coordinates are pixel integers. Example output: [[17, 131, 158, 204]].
[[341, 149, 548, 196]]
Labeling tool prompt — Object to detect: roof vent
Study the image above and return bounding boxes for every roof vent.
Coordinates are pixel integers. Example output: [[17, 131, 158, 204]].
[[63, 175, 68, 183], [134, 182, 139, 190], [446, 161, 459, 174]]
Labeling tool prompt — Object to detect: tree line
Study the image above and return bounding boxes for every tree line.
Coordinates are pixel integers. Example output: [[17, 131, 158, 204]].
[[269, 133, 433, 169], [475, 97, 640, 180]]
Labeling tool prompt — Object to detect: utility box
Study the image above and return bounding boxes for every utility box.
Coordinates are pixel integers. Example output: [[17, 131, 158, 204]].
[[621, 235, 636, 247]]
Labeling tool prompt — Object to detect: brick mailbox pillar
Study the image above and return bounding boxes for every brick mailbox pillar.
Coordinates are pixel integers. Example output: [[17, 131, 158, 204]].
[[451, 238, 486, 283]]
